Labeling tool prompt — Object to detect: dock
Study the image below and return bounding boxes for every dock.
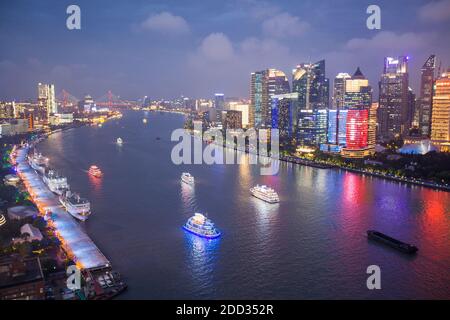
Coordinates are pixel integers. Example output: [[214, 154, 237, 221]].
[[14, 146, 110, 271]]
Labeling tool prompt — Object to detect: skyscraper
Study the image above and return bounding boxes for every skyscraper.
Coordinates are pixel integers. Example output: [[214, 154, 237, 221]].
[[378, 56, 410, 140], [250, 69, 289, 129], [344, 67, 372, 110], [37, 83, 57, 120], [271, 93, 298, 141], [293, 60, 330, 147], [333, 73, 351, 109], [214, 93, 225, 123], [431, 71, 450, 152], [418, 55, 436, 136]]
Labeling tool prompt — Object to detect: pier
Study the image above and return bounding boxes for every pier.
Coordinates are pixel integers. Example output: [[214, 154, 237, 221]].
[[14, 146, 110, 271]]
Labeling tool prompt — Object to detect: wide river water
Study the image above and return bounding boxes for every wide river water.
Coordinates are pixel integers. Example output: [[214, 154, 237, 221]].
[[37, 111, 450, 299]]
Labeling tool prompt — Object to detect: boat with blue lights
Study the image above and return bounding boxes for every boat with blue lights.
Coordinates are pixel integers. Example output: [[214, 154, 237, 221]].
[[183, 213, 221, 239]]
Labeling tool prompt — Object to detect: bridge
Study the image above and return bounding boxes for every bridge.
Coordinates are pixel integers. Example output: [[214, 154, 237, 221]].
[[57, 90, 133, 108]]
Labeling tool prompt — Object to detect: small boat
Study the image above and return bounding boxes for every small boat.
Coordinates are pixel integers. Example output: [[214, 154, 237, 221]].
[[143, 118, 148, 124], [88, 165, 103, 178], [183, 213, 221, 239], [367, 230, 418, 254], [116, 137, 123, 145], [181, 172, 194, 185]]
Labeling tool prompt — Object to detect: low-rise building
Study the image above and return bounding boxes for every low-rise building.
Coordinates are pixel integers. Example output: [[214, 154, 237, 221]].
[[0, 257, 45, 300]]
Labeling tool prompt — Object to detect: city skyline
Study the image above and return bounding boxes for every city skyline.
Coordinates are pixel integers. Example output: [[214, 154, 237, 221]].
[[1, 0, 450, 100]]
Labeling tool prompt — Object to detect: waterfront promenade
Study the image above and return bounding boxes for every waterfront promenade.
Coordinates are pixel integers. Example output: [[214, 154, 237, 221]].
[[14, 146, 110, 270]]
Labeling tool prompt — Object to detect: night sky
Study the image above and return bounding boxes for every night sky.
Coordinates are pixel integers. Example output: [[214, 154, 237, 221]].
[[0, 0, 449, 101]]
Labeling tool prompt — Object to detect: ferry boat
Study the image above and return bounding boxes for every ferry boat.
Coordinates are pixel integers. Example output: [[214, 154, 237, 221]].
[[59, 190, 91, 221], [43, 169, 69, 195], [116, 137, 123, 145], [29, 151, 48, 175], [367, 230, 418, 254], [183, 213, 221, 239], [181, 172, 194, 185], [88, 165, 103, 178], [250, 185, 279, 203]]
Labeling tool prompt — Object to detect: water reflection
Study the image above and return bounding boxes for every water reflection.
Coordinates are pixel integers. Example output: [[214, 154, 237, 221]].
[[184, 231, 220, 296], [180, 181, 196, 214]]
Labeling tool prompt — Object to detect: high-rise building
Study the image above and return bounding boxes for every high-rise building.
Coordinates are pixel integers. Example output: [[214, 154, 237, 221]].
[[271, 93, 298, 141], [430, 71, 450, 152], [293, 60, 330, 147], [250, 69, 290, 129], [228, 102, 250, 128], [378, 56, 410, 140], [368, 102, 378, 153], [418, 55, 436, 136], [333, 73, 351, 109], [341, 109, 371, 158], [214, 93, 225, 123], [327, 109, 348, 146], [344, 67, 372, 110], [37, 83, 56, 119], [223, 110, 242, 130]]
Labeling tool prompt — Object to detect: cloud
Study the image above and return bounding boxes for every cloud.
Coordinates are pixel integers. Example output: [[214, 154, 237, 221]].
[[419, 0, 450, 22], [198, 33, 234, 61], [262, 13, 309, 38], [186, 32, 301, 97], [140, 12, 190, 35], [345, 31, 436, 52]]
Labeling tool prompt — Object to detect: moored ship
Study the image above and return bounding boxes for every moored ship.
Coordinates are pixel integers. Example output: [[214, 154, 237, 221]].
[[43, 169, 69, 195], [28, 151, 48, 175], [250, 185, 279, 203], [59, 190, 91, 221], [181, 172, 194, 185], [89, 165, 103, 178], [367, 230, 418, 254], [183, 213, 221, 239]]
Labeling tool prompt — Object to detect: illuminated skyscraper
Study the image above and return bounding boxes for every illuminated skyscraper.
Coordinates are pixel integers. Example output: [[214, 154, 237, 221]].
[[368, 103, 378, 152], [341, 109, 371, 158], [37, 83, 57, 119], [214, 93, 225, 123], [378, 56, 409, 140], [293, 60, 330, 146], [344, 67, 372, 110], [431, 71, 450, 152], [418, 55, 436, 136], [271, 93, 298, 141], [250, 69, 289, 129], [333, 73, 351, 109]]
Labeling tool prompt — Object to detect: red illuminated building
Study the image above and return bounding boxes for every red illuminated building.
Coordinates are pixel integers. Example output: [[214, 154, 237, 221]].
[[341, 109, 372, 158]]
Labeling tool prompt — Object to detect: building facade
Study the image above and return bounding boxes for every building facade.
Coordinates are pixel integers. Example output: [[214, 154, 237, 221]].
[[378, 56, 410, 140], [37, 83, 56, 120], [418, 55, 436, 137], [431, 71, 450, 152], [293, 60, 330, 147], [250, 69, 289, 129]]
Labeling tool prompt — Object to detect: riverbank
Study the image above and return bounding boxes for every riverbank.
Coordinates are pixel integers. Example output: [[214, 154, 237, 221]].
[[195, 132, 450, 192]]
